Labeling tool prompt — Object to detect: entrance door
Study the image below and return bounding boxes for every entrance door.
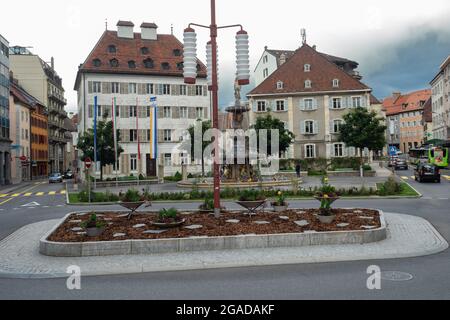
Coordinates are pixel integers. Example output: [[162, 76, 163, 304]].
[[146, 154, 157, 177]]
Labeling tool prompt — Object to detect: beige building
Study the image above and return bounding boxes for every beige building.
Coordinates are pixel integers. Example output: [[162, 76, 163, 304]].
[[248, 43, 373, 160], [430, 55, 450, 142], [9, 47, 69, 174]]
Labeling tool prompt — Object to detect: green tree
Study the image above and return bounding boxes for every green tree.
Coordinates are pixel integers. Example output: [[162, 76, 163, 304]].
[[252, 115, 295, 156], [339, 107, 387, 173], [77, 115, 124, 181], [185, 120, 212, 177]]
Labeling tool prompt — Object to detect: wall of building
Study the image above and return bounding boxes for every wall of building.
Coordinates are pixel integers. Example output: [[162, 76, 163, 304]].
[[31, 105, 49, 179], [254, 51, 278, 87], [0, 35, 11, 185]]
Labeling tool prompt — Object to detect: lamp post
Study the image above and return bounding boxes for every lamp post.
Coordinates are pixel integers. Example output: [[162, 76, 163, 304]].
[[184, 0, 250, 217]]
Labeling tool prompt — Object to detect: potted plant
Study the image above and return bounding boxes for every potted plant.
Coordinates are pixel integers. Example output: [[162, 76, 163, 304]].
[[152, 208, 186, 229], [314, 182, 340, 224], [119, 189, 152, 220], [236, 189, 267, 215], [81, 213, 106, 237], [272, 191, 289, 212]]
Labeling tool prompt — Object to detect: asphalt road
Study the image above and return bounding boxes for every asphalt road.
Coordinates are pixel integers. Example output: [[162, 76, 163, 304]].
[[0, 171, 449, 300]]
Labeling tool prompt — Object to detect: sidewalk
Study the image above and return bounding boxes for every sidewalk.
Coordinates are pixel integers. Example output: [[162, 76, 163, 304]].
[[0, 212, 447, 279], [0, 180, 47, 194]]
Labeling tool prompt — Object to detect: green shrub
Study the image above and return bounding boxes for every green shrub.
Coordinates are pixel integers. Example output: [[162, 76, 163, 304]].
[[378, 178, 402, 196]]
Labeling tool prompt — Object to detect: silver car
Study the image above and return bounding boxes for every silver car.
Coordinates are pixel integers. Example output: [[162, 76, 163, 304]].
[[49, 173, 63, 183]]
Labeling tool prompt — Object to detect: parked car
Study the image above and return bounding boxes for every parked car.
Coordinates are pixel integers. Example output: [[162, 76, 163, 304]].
[[49, 173, 63, 183], [63, 170, 74, 180], [388, 156, 399, 167], [414, 164, 441, 183], [394, 159, 409, 170]]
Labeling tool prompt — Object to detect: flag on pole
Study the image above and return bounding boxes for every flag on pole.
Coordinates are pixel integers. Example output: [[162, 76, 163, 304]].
[[136, 98, 141, 161], [94, 96, 98, 170], [150, 97, 158, 160], [112, 97, 118, 172]]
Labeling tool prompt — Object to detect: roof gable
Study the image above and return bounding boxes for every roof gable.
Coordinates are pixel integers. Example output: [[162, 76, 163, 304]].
[[382, 89, 431, 116]]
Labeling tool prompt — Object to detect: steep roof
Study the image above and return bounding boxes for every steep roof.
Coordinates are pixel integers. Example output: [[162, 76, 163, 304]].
[[10, 80, 43, 110], [382, 89, 431, 116], [370, 94, 381, 105], [75, 30, 207, 89], [249, 44, 370, 96]]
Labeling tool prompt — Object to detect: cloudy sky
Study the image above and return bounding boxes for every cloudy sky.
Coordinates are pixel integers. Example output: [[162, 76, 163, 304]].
[[2, 0, 450, 112]]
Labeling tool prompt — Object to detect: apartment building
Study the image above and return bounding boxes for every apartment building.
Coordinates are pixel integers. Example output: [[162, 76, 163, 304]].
[[30, 101, 49, 179], [383, 90, 431, 153], [74, 21, 210, 178], [430, 55, 450, 142], [248, 43, 372, 160], [0, 34, 11, 185]]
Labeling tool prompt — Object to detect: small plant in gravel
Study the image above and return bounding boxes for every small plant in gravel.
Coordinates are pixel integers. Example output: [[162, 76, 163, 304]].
[[315, 180, 340, 217], [199, 197, 214, 211], [80, 214, 106, 229], [272, 191, 288, 207], [157, 208, 182, 223]]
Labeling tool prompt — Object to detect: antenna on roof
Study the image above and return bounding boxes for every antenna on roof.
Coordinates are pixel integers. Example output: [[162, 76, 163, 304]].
[[105, 18, 108, 30], [171, 24, 174, 35], [301, 28, 307, 45]]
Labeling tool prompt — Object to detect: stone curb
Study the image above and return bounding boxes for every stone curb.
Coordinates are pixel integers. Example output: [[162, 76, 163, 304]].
[[39, 210, 387, 257]]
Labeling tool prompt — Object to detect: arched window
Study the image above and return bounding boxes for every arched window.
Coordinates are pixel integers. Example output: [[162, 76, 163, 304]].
[[128, 60, 136, 69], [92, 59, 101, 67], [143, 58, 154, 68], [108, 45, 117, 54], [304, 64, 311, 72], [141, 47, 149, 55], [110, 59, 119, 68], [305, 80, 312, 88]]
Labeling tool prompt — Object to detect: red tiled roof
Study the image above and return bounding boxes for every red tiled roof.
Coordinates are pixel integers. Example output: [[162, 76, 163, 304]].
[[249, 44, 370, 96], [75, 30, 207, 89], [382, 89, 431, 116], [370, 94, 381, 105], [10, 81, 42, 110]]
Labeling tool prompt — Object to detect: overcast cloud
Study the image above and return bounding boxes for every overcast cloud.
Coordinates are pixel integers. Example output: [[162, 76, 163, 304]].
[[2, 0, 450, 112]]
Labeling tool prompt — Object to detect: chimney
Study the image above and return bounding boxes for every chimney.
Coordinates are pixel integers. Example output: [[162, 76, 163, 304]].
[[51, 57, 54, 70], [117, 21, 135, 39], [141, 22, 158, 40], [312, 45, 317, 51], [279, 53, 287, 65], [392, 92, 401, 101]]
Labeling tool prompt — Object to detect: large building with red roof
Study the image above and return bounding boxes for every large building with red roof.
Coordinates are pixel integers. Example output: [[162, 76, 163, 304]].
[[248, 43, 374, 160], [75, 21, 210, 178], [382, 89, 431, 153]]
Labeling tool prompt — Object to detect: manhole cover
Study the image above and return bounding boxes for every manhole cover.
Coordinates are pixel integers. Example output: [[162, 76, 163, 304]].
[[380, 271, 414, 282]]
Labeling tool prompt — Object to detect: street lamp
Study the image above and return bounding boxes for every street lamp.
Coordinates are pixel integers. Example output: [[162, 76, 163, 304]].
[[184, 0, 250, 217]]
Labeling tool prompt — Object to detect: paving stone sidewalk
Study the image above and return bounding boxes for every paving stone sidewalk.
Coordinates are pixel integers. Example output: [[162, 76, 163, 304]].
[[0, 213, 447, 279]]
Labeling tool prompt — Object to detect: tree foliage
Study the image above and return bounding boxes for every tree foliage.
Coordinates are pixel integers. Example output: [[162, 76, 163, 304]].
[[252, 115, 295, 156]]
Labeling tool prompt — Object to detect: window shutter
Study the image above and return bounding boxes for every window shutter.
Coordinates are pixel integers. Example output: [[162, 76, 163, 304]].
[[189, 107, 196, 119], [313, 145, 317, 158], [314, 121, 319, 134], [173, 107, 180, 119], [171, 85, 178, 96], [252, 101, 257, 112], [300, 121, 306, 135], [362, 95, 367, 107], [203, 86, 208, 96], [284, 99, 288, 111], [329, 97, 333, 109], [299, 99, 305, 111], [188, 85, 194, 96], [138, 83, 145, 95], [348, 147, 356, 157], [343, 146, 349, 157], [158, 130, 164, 143], [330, 120, 334, 134], [313, 98, 318, 110], [88, 81, 93, 94], [158, 107, 164, 119], [346, 97, 352, 108]]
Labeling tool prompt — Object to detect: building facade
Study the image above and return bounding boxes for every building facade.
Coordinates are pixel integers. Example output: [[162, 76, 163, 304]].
[[31, 102, 49, 179], [75, 21, 210, 178], [383, 90, 431, 153], [248, 43, 372, 160], [9, 80, 33, 183], [9, 46, 68, 174], [0, 34, 11, 185], [430, 55, 450, 142]]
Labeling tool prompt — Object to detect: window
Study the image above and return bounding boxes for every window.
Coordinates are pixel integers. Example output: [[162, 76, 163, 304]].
[[129, 130, 138, 142], [304, 98, 314, 111], [93, 59, 101, 67], [146, 83, 154, 94], [352, 97, 362, 108], [195, 85, 204, 96], [164, 154, 172, 166], [129, 106, 137, 118], [304, 64, 311, 72], [257, 101, 266, 112], [162, 84, 171, 95], [180, 107, 189, 118], [180, 153, 189, 165], [93, 82, 101, 93], [163, 107, 172, 118], [110, 59, 119, 68], [164, 130, 172, 142], [276, 100, 286, 112], [112, 82, 120, 94], [305, 80, 312, 88], [177, 62, 184, 70], [305, 144, 316, 158], [277, 81, 284, 90], [332, 98, 342, 109], [161, 62, 170, 70], [180, 85, 187, 96], [141, 47, 149, 55], [196, 107, 204, 119], [108, 45, 117, 54], [130, 154, 137, 171], [305, 121, 315, 135], [143, 58, 154, 69], [97, 105, 103, 117], [263, 68, 269, 78], [334, 144, 344, 157], [263, 56, 268, 64], [332, 79, 339, 88], [128, 60, 136, 69], [173, 49, 182, 56], [333, 119, 344, 134], [129, 83, 137, 94]]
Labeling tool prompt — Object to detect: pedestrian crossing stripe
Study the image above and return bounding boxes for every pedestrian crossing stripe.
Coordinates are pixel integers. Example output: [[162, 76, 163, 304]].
[[36, 192, 44, 196], [49, 191, 56, 195], [12, 194, 20, 197], [24, 193, 32, 197], [401, 176, 409, 180], [0, 194, 7, 198], [0, 190, 67, 198], [443, 175, 450, 181]]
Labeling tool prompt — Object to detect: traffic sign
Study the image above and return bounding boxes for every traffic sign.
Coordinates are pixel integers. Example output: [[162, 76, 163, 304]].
[[20, 156, 27, 162], [85, 157, 92, 169]]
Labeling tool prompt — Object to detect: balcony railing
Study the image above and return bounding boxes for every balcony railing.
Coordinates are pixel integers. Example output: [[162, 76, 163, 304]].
[[48, 92, 67, 105]]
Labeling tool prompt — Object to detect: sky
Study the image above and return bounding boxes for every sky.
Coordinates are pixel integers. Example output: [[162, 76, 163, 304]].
[[2, 0, 450, 113]]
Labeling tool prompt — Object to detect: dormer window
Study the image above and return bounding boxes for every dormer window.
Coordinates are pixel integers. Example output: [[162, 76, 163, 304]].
[[143, 58, 154, 69], [173, 49, 182, 57], [305, 80, 312, 88], [108, 45, 117, 54], [141, 47, 149, 55], [304, 64, 311, 72], [332, 79, 339, 88], [128, 60, 136, 69], [277, 81, 284, 90], [161, 62, 170, 70], [92, 59, 101, 67], [177, 62, 184, 70], [110, 59, 119, 68]]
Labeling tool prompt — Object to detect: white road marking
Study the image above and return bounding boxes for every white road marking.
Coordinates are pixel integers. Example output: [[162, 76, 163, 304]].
[[22, 202, 40, 207]]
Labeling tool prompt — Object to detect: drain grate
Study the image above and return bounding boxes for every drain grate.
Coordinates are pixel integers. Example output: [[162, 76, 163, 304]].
[[380, 271, 414, 282]]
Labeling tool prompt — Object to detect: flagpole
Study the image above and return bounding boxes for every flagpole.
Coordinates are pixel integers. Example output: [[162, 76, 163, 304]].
[[112, 97, 119, 188], [94, 96, 98, 190], [136, 97, 141, 187]]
